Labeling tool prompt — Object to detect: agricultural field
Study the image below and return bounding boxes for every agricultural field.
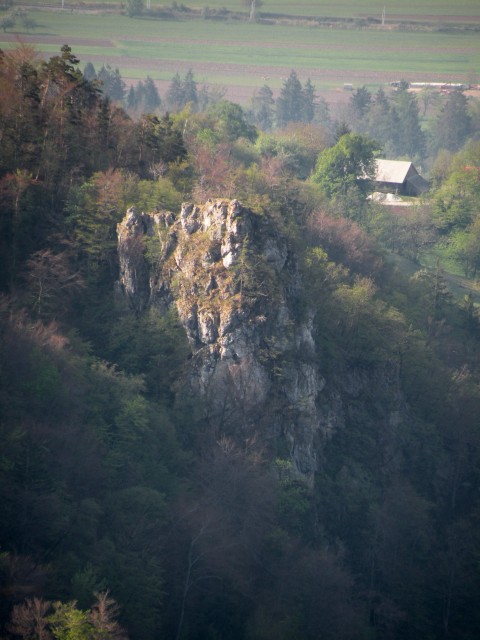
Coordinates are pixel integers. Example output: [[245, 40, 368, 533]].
[[1, 1, 479, 104], [9, 0, 480, 20]]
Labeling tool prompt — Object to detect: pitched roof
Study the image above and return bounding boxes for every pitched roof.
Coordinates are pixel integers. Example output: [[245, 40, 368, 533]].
[[374, 159, 413, 184], [406, 172, 430, 193]]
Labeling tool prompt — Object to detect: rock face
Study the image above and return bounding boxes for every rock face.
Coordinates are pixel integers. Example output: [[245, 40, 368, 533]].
[[117, 200, 406, 484]]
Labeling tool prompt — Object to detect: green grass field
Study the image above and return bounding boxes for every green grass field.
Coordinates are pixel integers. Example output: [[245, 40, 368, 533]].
[[1, 3, 479, 102]]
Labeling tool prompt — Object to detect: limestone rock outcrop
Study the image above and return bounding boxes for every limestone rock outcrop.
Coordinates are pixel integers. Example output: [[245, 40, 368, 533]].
[[117, 199, 406, 484]]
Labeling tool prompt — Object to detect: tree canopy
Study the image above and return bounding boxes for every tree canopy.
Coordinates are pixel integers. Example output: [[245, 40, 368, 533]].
[[312, 132, 379, 199], [2, 43, 480, 640]]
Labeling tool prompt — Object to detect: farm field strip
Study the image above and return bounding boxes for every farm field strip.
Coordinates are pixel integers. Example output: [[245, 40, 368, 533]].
[[193, 0, 480, 18], [4, 11, 480, 53], [1, 10, 479, 97], [5, 10, 480, 44], [15, 0, 480, 19], [7, 11, 480, 46]]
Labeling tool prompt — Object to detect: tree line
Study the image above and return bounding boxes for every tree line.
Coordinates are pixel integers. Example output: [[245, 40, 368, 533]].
[[84, 64, 323, 133], [342, 81, 476, 161], [91, 61, 479, 170]]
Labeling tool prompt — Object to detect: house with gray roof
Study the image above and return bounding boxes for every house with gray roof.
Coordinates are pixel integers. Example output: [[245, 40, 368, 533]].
[[373, 159, 429, 196]]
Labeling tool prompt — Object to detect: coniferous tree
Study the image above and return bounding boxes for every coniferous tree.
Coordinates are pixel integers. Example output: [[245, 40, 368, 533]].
[[0, 54, 41, 175], [109, 68, 126, 103], [198, 84, 225, 111], [394, 85, 425, 159], [350, 85, 372, 118], [83, 61, 97, 82], [197, 85, 211, 112], [135, 80, 145, 111], [365, 87, 399, 155], [314, 96, 332, 133], [98, 65, 126, 103], [302, 78, 316, 124], [276, 70, 304, 128], [166, 72, 184, 111], [275, 73, 317, 128], [348, 85, 372, 132], [334, 121, 351, 141], [126, 84, 137, 112], [433, 91, 472, 153], [35, 45, 101, 185], [388, 103, 402, 156], [251, 84, 275, 130], [143, 76, 161, 113], [97, 65, 111, 95], [182, 69, 198, 109], [166, 70, 198, 112]]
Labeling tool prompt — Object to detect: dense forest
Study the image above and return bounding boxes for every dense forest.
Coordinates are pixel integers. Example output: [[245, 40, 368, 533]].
[[1, 43, 480, 640]]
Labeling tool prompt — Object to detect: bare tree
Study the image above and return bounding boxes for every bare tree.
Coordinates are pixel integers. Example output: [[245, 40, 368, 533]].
[[243, 0, 262, 22], [23, 249, 84, 319], [90, 591, 128, 639], [171, 439, 277, 640], [8, 597, 52, 640]]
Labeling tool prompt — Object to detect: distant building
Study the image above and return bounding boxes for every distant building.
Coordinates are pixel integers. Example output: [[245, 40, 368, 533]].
[[373, 159, 429, 196], [389, 81, 469, 92]]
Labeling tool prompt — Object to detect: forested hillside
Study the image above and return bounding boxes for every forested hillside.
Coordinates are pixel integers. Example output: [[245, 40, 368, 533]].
[[1, 44, 480, 640]]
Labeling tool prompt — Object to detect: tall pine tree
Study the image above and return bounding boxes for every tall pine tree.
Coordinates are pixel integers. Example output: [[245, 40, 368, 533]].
[[394, 85, 425, 159], [251, 84, 275, 130], [433, 91, 472, 153], [276, 70, 304, 128]]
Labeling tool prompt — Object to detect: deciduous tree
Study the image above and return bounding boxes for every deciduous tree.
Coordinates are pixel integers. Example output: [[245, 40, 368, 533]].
[[8, 597, 52, 640], [22, 249, 85, 320], [0, 15, 15, 32], [312, 133, 379, 200], [208, 100, 257, 142], [450, 217, 480, 278], [126, 0, 144, 17]]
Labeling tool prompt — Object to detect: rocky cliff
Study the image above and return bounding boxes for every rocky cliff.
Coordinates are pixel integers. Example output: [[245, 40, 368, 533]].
[[117, 199, 406, 484]]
